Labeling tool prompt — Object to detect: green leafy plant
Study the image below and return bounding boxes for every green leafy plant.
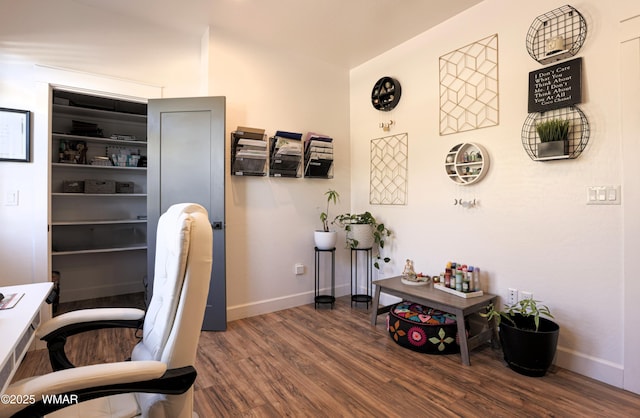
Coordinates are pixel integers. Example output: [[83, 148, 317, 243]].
[[320, 190, 339, 232], [481, 298, 553, 332], [333, 211, 391, 268], [536, 119, 570, 143]]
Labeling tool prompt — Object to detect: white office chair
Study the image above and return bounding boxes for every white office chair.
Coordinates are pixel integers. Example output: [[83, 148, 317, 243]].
[[2, 203, 213, 418]]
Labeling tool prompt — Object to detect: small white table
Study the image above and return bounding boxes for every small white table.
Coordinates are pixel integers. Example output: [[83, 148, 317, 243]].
[[0, 282, 53, 393]]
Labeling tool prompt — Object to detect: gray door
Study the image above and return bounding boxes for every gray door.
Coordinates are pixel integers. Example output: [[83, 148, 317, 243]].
[[147, 97, 226, 331]]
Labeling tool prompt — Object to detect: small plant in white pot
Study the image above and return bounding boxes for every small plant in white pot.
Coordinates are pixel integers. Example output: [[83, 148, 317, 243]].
[[333, 211, 391, 269], [314, 190, 339, 250]]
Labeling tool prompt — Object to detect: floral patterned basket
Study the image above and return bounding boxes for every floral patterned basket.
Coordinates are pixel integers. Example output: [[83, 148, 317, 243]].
[[387, 301, 461, 355]]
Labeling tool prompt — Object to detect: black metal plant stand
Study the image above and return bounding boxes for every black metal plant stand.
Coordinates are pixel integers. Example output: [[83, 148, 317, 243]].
[[350, 247, 372, 308], [314, 247, 335, 309]]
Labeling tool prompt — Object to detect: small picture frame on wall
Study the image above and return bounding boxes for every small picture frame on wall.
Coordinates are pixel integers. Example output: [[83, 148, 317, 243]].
[[0, 107, 31, 162]]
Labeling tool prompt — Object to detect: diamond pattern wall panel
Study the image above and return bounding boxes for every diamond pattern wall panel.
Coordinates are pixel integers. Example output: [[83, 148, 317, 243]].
[[439, 34, 499, 135], [370, 133, 408, 205]]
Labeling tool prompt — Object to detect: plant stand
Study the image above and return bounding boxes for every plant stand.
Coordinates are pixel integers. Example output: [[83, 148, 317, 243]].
[[314, 247, 335, 309], [351, 247, 372, 308]]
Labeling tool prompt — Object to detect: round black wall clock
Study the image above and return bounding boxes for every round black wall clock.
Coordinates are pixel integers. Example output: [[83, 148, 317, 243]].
[[371, 76, 401, 111]]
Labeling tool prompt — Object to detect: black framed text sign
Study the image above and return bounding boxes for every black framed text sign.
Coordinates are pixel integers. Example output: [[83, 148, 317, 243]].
[[528, 57, 582, 113], [0, 108, 31, 162]]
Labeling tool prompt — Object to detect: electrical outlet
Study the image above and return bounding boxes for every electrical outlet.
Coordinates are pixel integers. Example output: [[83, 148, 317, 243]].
[[4, 190, 19, 206], [508, 288, 518, 305], [520, 291, 533, 301]]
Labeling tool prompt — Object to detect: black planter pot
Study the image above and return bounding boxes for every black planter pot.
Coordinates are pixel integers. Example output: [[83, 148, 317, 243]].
[[499, 314, 560, 377]]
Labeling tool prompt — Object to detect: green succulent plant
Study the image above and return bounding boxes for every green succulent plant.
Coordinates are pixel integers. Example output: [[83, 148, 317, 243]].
[[536, 119, 570, 143]]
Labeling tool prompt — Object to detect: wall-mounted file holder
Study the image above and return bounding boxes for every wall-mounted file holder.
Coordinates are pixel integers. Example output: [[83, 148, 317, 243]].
[[303, 132, 333, 178], [269, 131, 303, 178], [231, 126, 267, 176]]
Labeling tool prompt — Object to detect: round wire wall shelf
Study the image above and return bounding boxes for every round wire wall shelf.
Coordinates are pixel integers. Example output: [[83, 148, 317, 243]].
[[521, 106, 590, 161], [526, 5, 587, 65]]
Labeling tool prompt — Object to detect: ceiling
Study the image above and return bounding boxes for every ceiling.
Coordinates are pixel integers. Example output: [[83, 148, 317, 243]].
[[73, 0, 483, 69]]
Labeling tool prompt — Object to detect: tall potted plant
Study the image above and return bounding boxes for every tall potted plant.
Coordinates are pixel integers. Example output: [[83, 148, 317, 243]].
[[333, 211, 391, 269], [482, 298, 559, 377], [536, 118, 570, 159], [314, 190, 339, 250]]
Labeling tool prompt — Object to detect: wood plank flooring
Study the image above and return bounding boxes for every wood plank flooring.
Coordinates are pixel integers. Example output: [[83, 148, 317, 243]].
[[14, 295, 640, 417]]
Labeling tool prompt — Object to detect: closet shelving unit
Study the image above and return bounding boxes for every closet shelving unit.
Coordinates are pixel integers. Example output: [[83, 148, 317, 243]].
[[50, 90, 148, 301]]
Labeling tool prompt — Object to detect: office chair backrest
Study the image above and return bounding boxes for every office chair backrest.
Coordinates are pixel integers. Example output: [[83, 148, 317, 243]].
[[131, 203, 213, 417]]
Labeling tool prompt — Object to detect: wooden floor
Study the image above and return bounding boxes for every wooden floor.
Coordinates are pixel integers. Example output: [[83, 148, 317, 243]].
[[15, 295, 640, 417]]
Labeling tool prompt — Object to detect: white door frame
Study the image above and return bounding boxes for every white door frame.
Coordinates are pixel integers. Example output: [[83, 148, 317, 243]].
[[30, 65, 162, 346], [620, 14, 640, 395]]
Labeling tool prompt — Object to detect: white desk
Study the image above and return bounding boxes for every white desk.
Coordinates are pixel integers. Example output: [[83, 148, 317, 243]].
[[0, 282, 53, 393]]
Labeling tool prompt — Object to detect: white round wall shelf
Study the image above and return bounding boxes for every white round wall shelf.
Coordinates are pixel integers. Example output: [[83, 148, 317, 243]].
[[445, 142, 489, 185]]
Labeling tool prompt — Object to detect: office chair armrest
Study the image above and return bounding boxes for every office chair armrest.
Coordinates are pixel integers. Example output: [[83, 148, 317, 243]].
[[37, 308, 145, 339], [37, 308, 145, 371], [4, 361, 197, 418]]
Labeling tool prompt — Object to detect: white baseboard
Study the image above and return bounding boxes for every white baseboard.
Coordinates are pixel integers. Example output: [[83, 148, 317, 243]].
[[227, 285, 405, 322], [554, 346, 624, 389], [227, 284, 351, 321]]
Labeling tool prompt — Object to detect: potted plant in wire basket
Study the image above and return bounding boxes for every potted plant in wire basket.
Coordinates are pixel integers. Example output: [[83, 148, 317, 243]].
[[314, 190, 340, 250], [333, 211, 391, 269], [536, 118, 570, 159], [481, 297, 560, 377]]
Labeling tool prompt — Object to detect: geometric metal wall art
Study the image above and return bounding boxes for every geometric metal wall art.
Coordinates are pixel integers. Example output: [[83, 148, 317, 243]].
[[370, 133, 408, 205], [439, 34, 499, 135]]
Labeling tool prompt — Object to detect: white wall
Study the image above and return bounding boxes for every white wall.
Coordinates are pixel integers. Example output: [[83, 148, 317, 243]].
[[349, 0, 639, 387], [205, 29, 352, 319]]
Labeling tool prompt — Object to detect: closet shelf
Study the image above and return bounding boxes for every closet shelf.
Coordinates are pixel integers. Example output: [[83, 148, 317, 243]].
[[52, 163, 146, 171], [53, 103, 147, 123], [51, 219, 147, 226], [52, 133, 147, 147], [52, 193, 147, 197], [52, 245, 147, 256]]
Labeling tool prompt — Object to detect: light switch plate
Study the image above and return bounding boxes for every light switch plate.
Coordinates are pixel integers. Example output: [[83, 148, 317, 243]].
[[4, 190, 19, 206], [587, 186, 621, 205]]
